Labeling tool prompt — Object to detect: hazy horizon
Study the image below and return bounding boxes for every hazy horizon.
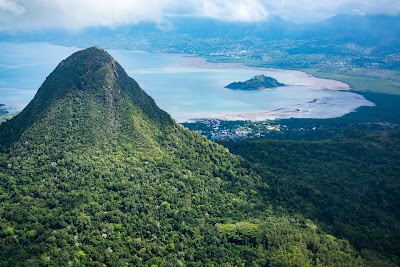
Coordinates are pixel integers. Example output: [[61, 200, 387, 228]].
[[1, 0, 399, 31]]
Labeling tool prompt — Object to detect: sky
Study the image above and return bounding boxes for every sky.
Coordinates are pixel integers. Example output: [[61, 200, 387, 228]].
[[0, 0, 399, 31]]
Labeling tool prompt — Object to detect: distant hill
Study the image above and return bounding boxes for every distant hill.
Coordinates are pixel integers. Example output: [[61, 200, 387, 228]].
[[0, 47, 379, 266], [225, 74, 285, 90], [1, 15, 399, 69], [2, 15, 399, 46], [313, 15, 400, 44]]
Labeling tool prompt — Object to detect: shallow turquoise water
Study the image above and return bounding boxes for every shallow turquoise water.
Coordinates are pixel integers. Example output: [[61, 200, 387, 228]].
[[0, 42, 374, 121]]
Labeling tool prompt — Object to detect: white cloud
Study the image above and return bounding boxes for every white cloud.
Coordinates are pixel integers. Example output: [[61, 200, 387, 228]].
[[0, 0, 399, 31], [0, 0, 25, 15], [198, 0, 268, 22], [0, 0, 268, 31], [0, 0, 175, 30], [262, 0, 400, 22]]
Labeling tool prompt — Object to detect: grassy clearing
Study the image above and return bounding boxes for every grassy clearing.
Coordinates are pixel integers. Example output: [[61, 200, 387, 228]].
[[303, 68, 400, 95]]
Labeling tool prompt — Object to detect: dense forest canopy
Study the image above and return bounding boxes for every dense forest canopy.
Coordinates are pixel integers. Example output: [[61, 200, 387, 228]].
[[221, 134, 400, 263]]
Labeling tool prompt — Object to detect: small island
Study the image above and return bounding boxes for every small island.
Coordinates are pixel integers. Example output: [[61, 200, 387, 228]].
[[225, 74, 285, 90]]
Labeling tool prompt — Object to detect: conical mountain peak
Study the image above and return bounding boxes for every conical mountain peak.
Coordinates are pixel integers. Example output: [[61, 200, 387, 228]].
[[0, 47, 172, 147], [66, 46, 113, 62], [50, 46, 123, 93], [59, 46, 116, 73]]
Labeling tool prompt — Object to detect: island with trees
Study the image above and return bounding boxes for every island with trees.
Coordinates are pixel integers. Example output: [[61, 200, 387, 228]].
[[225, 74, 285, 90]]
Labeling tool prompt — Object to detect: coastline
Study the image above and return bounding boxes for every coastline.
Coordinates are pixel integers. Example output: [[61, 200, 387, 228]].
[[1, 42, 371, 121], [181, 94, 376, 123], [181, 56, 351, 91]]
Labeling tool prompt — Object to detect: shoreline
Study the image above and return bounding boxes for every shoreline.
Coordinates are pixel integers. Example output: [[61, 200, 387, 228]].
[[180, 97, 376, 123], [1, 42, 366, 119], [181, 57, 351, 91]]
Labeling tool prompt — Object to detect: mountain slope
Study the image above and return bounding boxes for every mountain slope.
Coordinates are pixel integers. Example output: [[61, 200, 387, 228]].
[[0, 47, 383, 266], [0, 47, 171, 148]]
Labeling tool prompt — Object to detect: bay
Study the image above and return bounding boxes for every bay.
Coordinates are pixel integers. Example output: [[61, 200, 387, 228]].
[[0, 42, 374, 122]]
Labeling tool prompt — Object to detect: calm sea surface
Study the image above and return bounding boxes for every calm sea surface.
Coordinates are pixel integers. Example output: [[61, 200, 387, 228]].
[[0, 42, 374, 121]]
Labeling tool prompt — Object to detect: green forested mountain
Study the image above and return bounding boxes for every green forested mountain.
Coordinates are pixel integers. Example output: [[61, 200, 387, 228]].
[[0, 47, 390, 266]]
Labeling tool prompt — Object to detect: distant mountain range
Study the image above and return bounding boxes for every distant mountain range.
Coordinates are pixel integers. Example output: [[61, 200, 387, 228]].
[[1, 14, 399, 48], [2, 15, 399, 43], [1, 15, 398, 69]]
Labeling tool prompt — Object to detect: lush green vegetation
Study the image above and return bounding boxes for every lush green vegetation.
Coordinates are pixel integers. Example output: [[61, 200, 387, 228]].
[[0, 47, 385, 266], [221, 133, 400, 265]]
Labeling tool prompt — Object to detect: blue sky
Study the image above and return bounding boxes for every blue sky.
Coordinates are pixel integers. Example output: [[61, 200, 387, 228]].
[[0, 0, 399, 30]]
